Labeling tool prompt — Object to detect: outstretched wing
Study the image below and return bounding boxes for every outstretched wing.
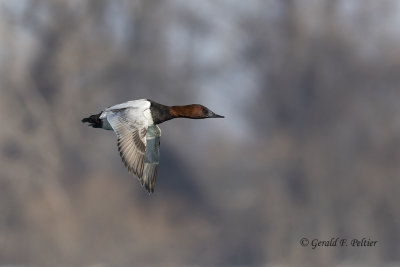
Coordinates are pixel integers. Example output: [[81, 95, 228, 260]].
[[107, 111, 161, 193], [142, 125, 161, 193]]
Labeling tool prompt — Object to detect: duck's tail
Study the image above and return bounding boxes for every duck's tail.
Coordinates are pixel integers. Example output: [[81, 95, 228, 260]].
[[81, 113, 102, 128]]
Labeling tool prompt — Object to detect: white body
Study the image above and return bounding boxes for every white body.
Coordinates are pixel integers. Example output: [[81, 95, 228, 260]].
[[99, 99, 154, 130]]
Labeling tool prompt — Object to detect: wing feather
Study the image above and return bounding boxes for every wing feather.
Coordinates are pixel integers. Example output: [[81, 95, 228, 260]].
[[143, 163, 158, 193], [107, 111, 160, 193]]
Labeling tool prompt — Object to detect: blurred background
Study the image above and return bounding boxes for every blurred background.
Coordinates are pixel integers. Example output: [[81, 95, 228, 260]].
[[1, 0, 400, 266]]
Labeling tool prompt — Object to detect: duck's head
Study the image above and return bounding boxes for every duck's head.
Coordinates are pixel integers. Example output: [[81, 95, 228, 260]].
[[170, 104, 224, 119], [197, 105, 225, 119]]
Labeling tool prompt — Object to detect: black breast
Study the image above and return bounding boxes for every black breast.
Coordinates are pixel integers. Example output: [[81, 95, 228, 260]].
[[148, 99, 173, 124]]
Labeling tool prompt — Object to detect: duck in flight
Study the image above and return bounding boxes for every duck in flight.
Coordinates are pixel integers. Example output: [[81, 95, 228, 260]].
[[82, 99, 224, 193]]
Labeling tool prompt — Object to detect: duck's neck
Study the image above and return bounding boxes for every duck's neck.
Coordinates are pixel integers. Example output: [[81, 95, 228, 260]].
[[149, 101, 192, 124], [149, 100, 202, 124], [169, 105, 199, 119]]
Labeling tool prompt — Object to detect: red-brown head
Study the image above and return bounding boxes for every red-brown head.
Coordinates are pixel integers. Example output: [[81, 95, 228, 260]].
[[170, 104, 224, 119]]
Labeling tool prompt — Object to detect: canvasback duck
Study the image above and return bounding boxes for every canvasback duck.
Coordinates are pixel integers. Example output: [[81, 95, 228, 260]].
[[82, 99, 224, 193]]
